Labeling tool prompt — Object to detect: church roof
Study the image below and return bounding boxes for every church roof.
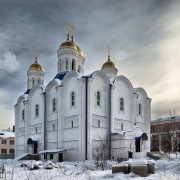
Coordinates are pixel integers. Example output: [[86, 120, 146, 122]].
[[54, 71, 69, 80], [24, 89, 30, 94], [151, 116, 180, 124]]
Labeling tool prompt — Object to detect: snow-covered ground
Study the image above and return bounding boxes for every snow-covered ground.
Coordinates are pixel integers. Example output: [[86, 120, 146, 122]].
[[0, 154, 180, 180]]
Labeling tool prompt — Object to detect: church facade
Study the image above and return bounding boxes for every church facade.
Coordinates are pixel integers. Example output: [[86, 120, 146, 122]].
[[15, 28, 151, 162]]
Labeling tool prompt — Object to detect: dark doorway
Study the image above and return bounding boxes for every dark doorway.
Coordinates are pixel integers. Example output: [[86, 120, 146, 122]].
[[128, 151, 133, 158], [135, 140, 140, 152], [59, 153, 63, 162], [34, 144, 38, 154]]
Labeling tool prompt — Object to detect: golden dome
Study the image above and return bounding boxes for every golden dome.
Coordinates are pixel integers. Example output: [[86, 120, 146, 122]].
[[60, 35, 77, 51], [76, 45, 84, 58], [102, 56, 116, 69], [28, 58, 44, 72]]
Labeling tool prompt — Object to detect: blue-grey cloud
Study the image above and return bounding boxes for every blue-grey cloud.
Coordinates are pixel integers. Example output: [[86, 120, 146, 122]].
[[0, 0, 180, 130]]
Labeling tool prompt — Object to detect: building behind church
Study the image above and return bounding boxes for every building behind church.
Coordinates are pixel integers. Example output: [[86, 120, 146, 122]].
[[15, 26, 151, 162]]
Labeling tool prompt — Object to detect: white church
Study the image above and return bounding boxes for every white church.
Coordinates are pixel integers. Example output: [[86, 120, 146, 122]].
[[15, 25, 151, 162]]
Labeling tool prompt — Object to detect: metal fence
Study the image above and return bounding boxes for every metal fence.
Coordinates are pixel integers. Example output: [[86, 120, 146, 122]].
[[0, 154, 14, 159]]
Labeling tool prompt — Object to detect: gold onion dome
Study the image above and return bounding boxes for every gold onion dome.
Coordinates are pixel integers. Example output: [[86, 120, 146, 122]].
[[60, 34, 77, 51], [28, 58, 44, 72], [76, 45, 84, 58], [102, 55, 116, 69]]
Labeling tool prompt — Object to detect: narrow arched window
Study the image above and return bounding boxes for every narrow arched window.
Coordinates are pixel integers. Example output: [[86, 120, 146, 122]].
[[96, 91, 101, 106], [66, 60, 68, 70], [52, 124, 55, 131], [121, 123, 123, 130], [37, 78, 40, 85], [35, 104, 39, 117], [35, 127, 38, 133], [22, 109, 25, 121], [98, 119, 101, 128], [59, 60, 61, 71], [78, 65, 81, 73], [71, 121, 73, 128], [120, 98, 124, 111], [71, 91, 75, 106], [32, 78, 35, 86], [52, 98, 56, 112], [72, 60, 75, 71], [139, 103, 142, 115]]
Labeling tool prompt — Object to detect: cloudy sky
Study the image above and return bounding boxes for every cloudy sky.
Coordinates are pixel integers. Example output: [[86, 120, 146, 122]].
[[0, 0, 180, 130]]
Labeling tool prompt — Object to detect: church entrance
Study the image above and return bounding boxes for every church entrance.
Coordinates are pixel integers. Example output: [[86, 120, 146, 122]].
[[135, 140, 140, 152], [59, 153, 63, 162], [27, 138, 38, 154], [34, 144, 38, 154]]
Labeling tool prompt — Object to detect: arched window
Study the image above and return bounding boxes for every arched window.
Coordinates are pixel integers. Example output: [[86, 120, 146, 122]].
[[35, 127, 38, 133], [52, 98, 56, 112], [121, 123, 123, 130], [35, 104, 39, 117], [72, 59, 75, 71], [78, 65, 81, 73], [66, 60, 68, 70], [139, 103, 142, 115], [96, 91, 101, 106], [120, 98, 124, 111], [98, 119, 101, 128], [32, 78, 35, 86], [22, 109, 25, 120], [71, 91, 75, 106], [71, 121, 73, 128], [38, 78, 41, 84], [52, 124, 55, 131], [59, 60, 61, 71]]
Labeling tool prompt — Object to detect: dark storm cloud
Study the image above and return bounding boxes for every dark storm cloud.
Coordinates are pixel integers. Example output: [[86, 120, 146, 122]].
[[0, 0, 180, 129]]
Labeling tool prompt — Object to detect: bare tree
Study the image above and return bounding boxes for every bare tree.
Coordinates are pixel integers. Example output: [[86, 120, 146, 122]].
[[91, 140, 109, 170]]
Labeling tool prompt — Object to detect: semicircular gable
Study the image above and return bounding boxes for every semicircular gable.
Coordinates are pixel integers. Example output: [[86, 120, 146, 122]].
[[62, 71, 79, 86], [135, 87, 149, 98], [45, 79, 60, 93], [113, 75, 134, 93], [17, 95, 26, 105], [28, 85, 44, 100], [91, 70, 110, 85]]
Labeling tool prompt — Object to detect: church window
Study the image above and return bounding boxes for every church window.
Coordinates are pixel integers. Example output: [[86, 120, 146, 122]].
[[35, 104, 39, 117], [121, 123, 123, 130], [52, 98, 56, 112], [98, 119, 101, 128], [52, 124, 55, 131], [32, 78, 35, 86], [66, 60, 68, 70], [35, 127, 38, 133], [72, 59, 75, 71], [120, 98, 124, 111], [96, 91, 101, 106], [22, 109, 25, 120], [59, 60, 61, 71], [138, 103, 142, 115], [38, 78, 41, 84], [71, 91, 75, 106], [71, 121, 73, 128], [78, 65, 81, 73]]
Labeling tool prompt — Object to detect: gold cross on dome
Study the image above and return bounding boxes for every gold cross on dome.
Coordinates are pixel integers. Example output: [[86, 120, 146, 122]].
[[35, 48, 38, 62], [66, 22, 71, 34], [107, 45, 111, 57], [70, 23, 76, 37]]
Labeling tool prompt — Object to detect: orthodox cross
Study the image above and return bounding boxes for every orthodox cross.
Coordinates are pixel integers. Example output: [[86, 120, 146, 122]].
[[107, 45, 111, 60], [35, 48, 38, 63], [66, 22, 71, 35], [70, 23, 76, 37]]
